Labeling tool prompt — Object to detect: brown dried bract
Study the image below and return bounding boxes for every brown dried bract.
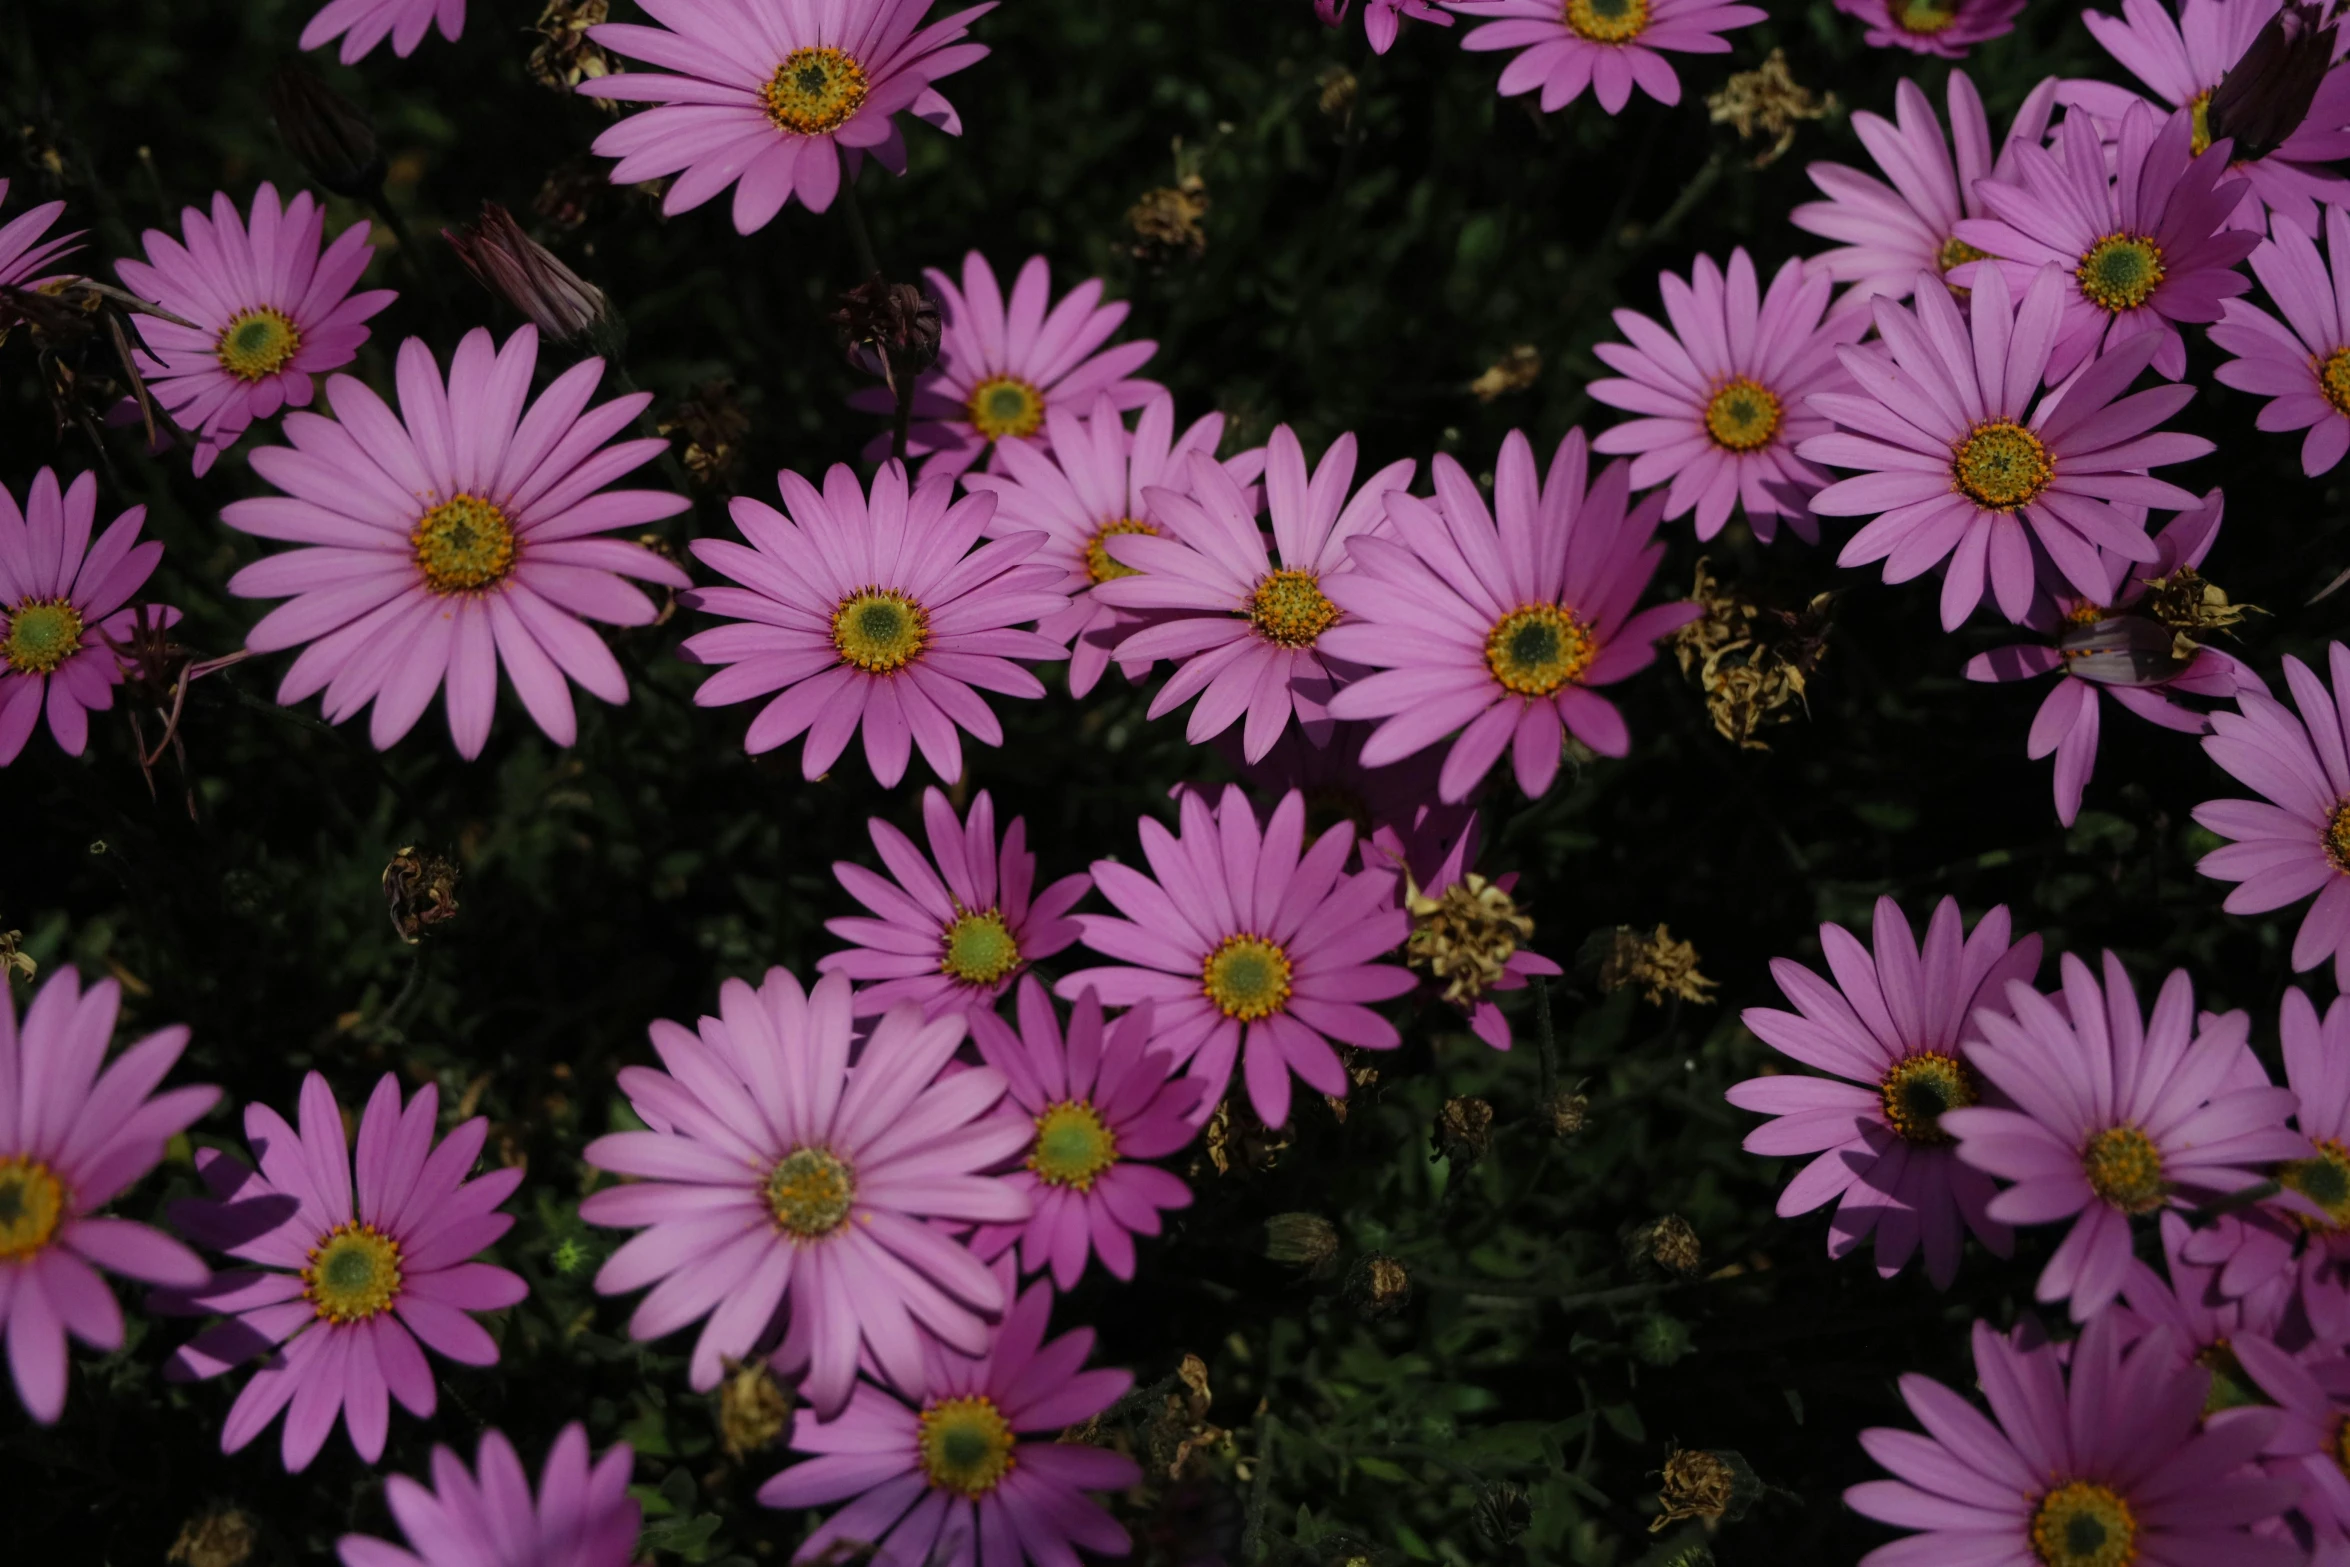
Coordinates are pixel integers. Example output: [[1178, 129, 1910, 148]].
[[1705, 49, 1836, 168], [1468, 344, 1542, 403], [1653, 1448, 1736, 1530], [2141, 565, 2260, 661], [384, 848, 462, 944], [659, 379, 751, 494], [1406, 873, 1532, 1005], [530, 0, 619, 107], [1598, 924, 1717, 1007], [1672, 559, 1831, 751], [1128, 139, 1209, 263]]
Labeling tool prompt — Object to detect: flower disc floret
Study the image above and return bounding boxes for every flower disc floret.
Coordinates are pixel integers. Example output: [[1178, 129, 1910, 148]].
[[1029, 1102, 1118, 1191], [214, 306, 303, 381], [1485, 604, 1595, 696], [966, 375, 1046, 443], [1879, 1052, 1978, 1145], [942, 909, 1022, 986], [766, 1148, 856, 1239], [1952, 421, 2054, 511], [1248, 569, 1341, 649], [762, 46, 868, 135], [2280, 1136, 2350, 1230], [2076, 234, 2167, 314], [2082, 1123, 2165, 1214], [0, 1157, 64, 1260], [1204, 934, 1294, 1021], [1703, 377, 1782, 452], [2324, 350, 2350, 417], [1085, 519, 1156, 584], [831, 588, 931, 673], [1564, 0, 1649, 43], [1893, 0, 1959, 33], [412, 495, 517, 595], [1938, 234, 1989, 272], [4, 599, 83, 676], [2029, 1481, 2137, 1567], [302, 1222, 403, 1323], [917, 1394, 1019, 1498]]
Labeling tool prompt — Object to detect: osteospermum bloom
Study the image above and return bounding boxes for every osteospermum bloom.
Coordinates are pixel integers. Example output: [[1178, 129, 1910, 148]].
[[0, 968, 216, 1423], [1, 469, 170, 766], [1832, 0, 2023, 56], [967, 980, 1203, 1288], [960, 390, 1265, 697], [677, 461, 1066, 786], [163, 1073, 528, 1471], [2193, 641, 2350, 987], [1942, 951, 2308, 1321], [1449, 0, 1766, 116], [2211, 203, 2350, 475], [302, 0, 463, 62], [1094, 427, 1413, 760], [2232, 1333, 2350, 1545], [1060, 786, 1413, 1131], [818, 787, 1089, 1019], [337, 1424, 640, 1567], [759, 1267, 1140, 1567], [853, 253, 1160, 480], [2117, 1211, 2295, 1396], [1954, 102, 2257, 382], [0, 177, 80, 291], [1322, 429, 1699, 802], [1727, 897, 2039, 1289], [1315, 0, 1451, 53], [1589, 248, 1861, 542], [580, 0, 992, 232], [1386, 808, 1560, 1052], [579, 970, 1030, 1417], [116, 183, 395, 476], [1801, 263, 2212, 629], [222, 325, 689, 757], [1847, 1314, 2298, 1567]]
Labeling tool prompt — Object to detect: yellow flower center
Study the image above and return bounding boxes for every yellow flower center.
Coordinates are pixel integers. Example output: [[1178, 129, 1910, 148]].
[[1936, 234, 1988, 273], [917, 1394, 1018, 1499], [940, 909, 1022, 986], [1892, 0, 1959, 33], [412, 495, 518, 595], [1562, 0, 1649, 44], [2076, 234, 2167, 314], [214, 306, 303, 381], [1877, 1052, 1980, 1145], [2082, 1124, 2166, 1214], [2279, 1136, 2350, 1231], [2190, 90, 2213, 158], [1247, 568, 1340, 649], [1203, 933, 1293, 1021], [2328, 800, 2350, 873], [1484, 603, 1596, 696], [1084, 518, 1157, 585], [965, 376, 1045, 442], [2029, 1480, 2138, 1567], [765, 1147, 855, 1239], [1029, 1101, 1119, 1191], [2319, 347, 2350, 418], [0, 1157, 65, 1261], [302, 1222, 403, 1323], [831, 588, 930, 673], [1703, 376, 1782, 453], [2335, 1414, 2350, 1479], [4, 597, 84, 676], [760, 46, 869, 136], [1952, 421, 2054, 511]]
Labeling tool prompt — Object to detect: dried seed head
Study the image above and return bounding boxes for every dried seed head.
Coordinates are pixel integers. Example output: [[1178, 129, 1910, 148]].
[[1629, 1215, 1703, 1278], [1705, 48, 1836, 167], [1654, 1449, 1737, 1530], [1542, 1088, 1591, 1139], [1596, 925, 1718, 1007], [1345, 1253, 1412, 1319], [383, 847, 461, 944], [1432, 1096, 1495, 1166], [1407, 874, 1533, 1005]]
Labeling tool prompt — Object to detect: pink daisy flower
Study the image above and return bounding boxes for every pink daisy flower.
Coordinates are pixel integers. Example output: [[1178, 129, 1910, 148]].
[[2211, 202, 2350, 476], [1378, 807, 1560, 1052], [817, 786, 1090, 1020], [1315, 0, 1452, 54], [1726, 896, 2039, 1289], [1791, 71, 2059, 317], [2192, 641, 2350, 987], [677, 460, 1067, 786], [162, 1072, 528, 1472], [1847, 1313, 2298, 1567], [302, 0, 463, 63], [580, 0, 993, 233], [2, 469, 171, 766], [579, 969, 1030, 1419], [758, 1263, 1140, 1567], [1952, 102, 2257, 383], [1589, 247, 1863, 543], [0, 967, 216, 1424], [967, 979, 1203, 1289], [222, 324, 690, 758], [115, 183, 396, 477], [851, 253, 1160, 480], [1941, 951, 2309, 1322], [1799, 263, 2213, 630], [0, 177, 80, 292], [2232, 1334, 2350, 1547], [1964, 489, 2263, 826], [1321, 428, 1699, 802], [337, 1423, 641, 1567], [1449, 0, 1766, 116], [2115, 1212, 2295, 1388], [1831, 0, 2022, 57], [1059, 785, 1413, 1132], [959, 390, 1265, 699], [1091, 426, 1413, 762]]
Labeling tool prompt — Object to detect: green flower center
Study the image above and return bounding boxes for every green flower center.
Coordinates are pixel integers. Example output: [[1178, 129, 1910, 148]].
[[1029, 1101, 1119, 1190], [2076, 234, 2166, 314], [1878, 1052, 1980, 1145], [941, 909, 1022, 987], [1203, 933, 1293, 1022], [2029, 1480, 2137, 1567], [412, 495, 518, 595], [215, 306, 302, 381], [1562, 0, 1648, 43], [1484, 603, 1595, 696], [917, 1395, 1018, 1498], [765, 1147, 856, 1239], [761, 46, 869, 135], [1952, 420, 2054, 511], [4, 598, 83, 676], [302, 1222, 403, 1322], [965, 376, 1044, 442], [831, 588, 930, 674], [2082, 1124, 2166, 1214], [0, 1157, 64, 1261]]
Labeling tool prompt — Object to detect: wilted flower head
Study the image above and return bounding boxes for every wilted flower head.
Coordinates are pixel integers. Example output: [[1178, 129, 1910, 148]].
[[444, 202, 613, 348], [831, 274, 942, 395]]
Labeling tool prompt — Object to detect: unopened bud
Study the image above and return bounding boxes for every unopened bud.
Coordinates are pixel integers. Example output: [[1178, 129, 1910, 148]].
[[2207, 2, 2336, 163], [383, 846, 460, 944], [1431, 1096, 1494, 1166], [1543, 1088, 1590, 1139], [1262, 1212, 1340, 1269], [1472, 1481, 1530, 1545], [269, 62, 383, 199], [831, 274, 941, 394], [1631, 1312, 1695, 1366], [445, 202, 617, 350], [718, 1358, 792, 1459], [1628, 1215, 1702, 1279], [1344, 1252, 1411, 1319]]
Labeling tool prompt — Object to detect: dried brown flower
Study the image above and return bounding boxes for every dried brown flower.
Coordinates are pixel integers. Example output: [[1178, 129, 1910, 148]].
[[384, 847, 462, 944], [831, 275, 943, 397], [530, 0, 619, 106], [1406, 874, 1533, 1006], [1345, 1253, 1411, 1319], [717, 1358, 792, 1459], [1129, 139, 1210, 263], [1705, 49, 1836, 168], [0, 927, 32, 986], [1318, 65, 1359, 119], [1542, 1088, 1590, 1138], [1198, 1095, 1290, 1176], [1432, 1096, 1495, 1166], [1672, 559, 1832, 751], [660, 379, 751, 494], [2141, 565, 2260, 661], [1598, 924, 1717, 1007], [169, 1509, 258, 1567], [1140, 1354, 1233, 1479], [1631, 1215, 1704, 1279], [1468, 345, 1542, 403], [1654, 1449, 1736, 1530]]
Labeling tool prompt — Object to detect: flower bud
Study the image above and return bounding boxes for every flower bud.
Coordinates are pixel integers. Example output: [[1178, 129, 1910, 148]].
[[2207, 2, 2337, 164], [1431, 1096, 1494, 1166], [1344, 1252, 1411, 1319], [1261, 1212, 1340, 1269], [268, 62, 384, 199], [1542, 1088, 1590, 1138], [830, 275, 942, 394], [445, 202, 617, 350], [1472, 1482, 1531, 1546]]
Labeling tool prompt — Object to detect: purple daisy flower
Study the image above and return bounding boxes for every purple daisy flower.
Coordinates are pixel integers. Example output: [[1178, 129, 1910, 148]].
[[1, 469, 171, 766], [1953, 102, 2257, 383], [1964, 489, 2264, 826], [1791, 71, 2059, 317], [1847, 1313, 2298, 1567], [852, 253, 1161, 480], [338, 1423, 641, 1567], [1589, 247, 1863, 543], [0, 967, 216, 1424], [2193, 641, 2350, 987], [1092, 426, 1413, 762], [817, 786, 1090, 1020], [677, 460, 1067, 786], [1831, 0, 2023, 57], [960, 390, 1266, 699], [579, 970, 1030, 1418], [115, 183, 395, 477], [967, 979, 1203, 1289], [2211, 202, 2350, 475], [1726, 896, 2040, 1289], [1380, 807, 1560, 1052], [757, 1263, 1140, 1567], [2233, 1334, 2350, 1548], [0, 177, 80, 291], [1942, 951, 2309, 1322], [222, 324, 690, 757], [1321, 429, 1699, 801], [162, 1072, 528, 1472], [2115, 1212, 2294, 1386], [302, 0, 463, 63], [1060, 785, 1413, 1132], [1800, 262, 2213, 630], [1449, 0, 1766, 116], [580, 0, 993, 233], [1315, 0, 1452, 54]]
